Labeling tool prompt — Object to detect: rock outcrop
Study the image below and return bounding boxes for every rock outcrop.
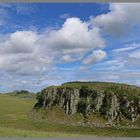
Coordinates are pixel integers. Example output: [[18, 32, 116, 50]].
[[34, 82, 140, 126]]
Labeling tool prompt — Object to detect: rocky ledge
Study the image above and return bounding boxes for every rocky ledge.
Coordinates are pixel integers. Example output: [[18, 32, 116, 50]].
[[34, 82, 140, 126]]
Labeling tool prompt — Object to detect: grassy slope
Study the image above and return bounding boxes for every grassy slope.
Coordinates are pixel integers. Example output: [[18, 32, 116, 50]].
[[60, 81, 140, 100], [0, 94, 86, 137], [0, 94, 140, 137]]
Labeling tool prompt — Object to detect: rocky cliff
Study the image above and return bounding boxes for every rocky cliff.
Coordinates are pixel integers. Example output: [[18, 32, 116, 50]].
[[34, 82, 140, 127]]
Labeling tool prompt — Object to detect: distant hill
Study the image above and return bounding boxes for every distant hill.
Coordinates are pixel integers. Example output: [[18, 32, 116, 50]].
[[6, 90, 36, 99]]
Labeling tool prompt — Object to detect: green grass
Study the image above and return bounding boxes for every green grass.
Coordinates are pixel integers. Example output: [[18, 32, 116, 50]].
[[0, 127, 83, 137], [0, 94, 140, 137]]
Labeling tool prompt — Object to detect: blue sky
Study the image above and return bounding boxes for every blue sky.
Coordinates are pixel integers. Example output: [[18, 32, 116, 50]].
[[0, 3, 140, 93]]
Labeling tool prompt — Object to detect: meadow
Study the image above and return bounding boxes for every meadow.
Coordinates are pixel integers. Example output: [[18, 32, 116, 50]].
[[0, 94, 140, 137]]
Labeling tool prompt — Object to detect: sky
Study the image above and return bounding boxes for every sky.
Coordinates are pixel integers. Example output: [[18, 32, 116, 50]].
[[0, 3, 140, 93]]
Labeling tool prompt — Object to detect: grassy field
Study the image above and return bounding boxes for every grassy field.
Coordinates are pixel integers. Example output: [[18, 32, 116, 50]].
[[0, 94, 140, 137]]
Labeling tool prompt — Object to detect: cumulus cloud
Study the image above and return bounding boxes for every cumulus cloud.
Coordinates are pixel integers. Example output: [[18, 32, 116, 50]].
[[0, 31, 51, 75], [47, 17, 105, 54], [91, 3, 140, 36], [0, 31, 37, 54], [83, 50, 107, 65], [0, 17, 106, 75]]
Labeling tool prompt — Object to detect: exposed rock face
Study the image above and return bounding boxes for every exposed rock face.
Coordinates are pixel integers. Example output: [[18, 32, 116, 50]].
[[108, 94, 119, 123], [37, 87, 80, 115], [95, 92, 105, 111], [34, 85, 140, 125]]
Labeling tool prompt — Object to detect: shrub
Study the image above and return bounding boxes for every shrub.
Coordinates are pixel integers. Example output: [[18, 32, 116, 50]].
[[76, 98, 88, 116], [79, 86, 89, 98], [99, 91, 112, 117]]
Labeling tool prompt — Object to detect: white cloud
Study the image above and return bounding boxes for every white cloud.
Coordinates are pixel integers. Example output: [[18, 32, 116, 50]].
[[45, 17, 105, 64], [0, 31, 38, 54], [0, 17, 106, 75], [0, 30, 52, 75], [129, 49, 140, 59], [91, 3, 140, 36], [47, 17, 105, 53], [111, 43, 140, 66], [111, 43, 140, 53], [90, 42, 140, 73], [62, 55, 76, 63], [83, 50, 107, 65]]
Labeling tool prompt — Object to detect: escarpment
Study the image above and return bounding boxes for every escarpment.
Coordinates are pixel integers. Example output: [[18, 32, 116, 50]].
[[34, 82, 140, 127]]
